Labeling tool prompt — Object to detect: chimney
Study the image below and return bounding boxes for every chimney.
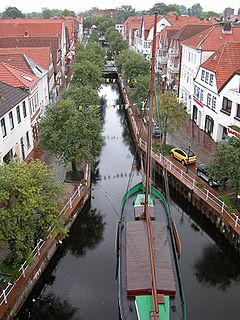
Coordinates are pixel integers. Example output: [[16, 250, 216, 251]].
[[24, 30, 29, 37], [222, 22, 232, 34]]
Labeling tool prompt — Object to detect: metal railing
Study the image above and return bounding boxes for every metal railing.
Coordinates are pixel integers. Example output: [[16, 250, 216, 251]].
[[139, 138, 240, 229], [0, 177, 86, 306]]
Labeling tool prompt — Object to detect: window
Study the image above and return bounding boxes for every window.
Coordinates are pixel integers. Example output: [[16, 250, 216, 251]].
[[222, 97, 232, 115], [26, 131, 30, 148], [207, 93, 211, 107], [236, 104, 240, 119], [1, 118, 7, 138], [209, 74, 214, 86], [205, 72, 209, 83], [200, 89, 204, 102], [16, 106, 21, 123], [212, 96, 216, 111], [9, 111, 14, 130], [201, 70, 205, 81], [22, 101, 27, 118]]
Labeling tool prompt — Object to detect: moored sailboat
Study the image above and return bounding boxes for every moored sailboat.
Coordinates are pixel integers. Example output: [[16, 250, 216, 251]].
[[117, 13, 187, 320]]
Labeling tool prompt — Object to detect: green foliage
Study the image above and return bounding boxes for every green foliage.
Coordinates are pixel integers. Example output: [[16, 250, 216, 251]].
[[0, 159, 63, 267], [89, 30, 100, 43], [83, 16, 114, 35], [40, 99, 103, 171], [72, 60, 103, 90], [75, 42, 105, 69], [149, 3, 168, 15], [152, 143, 175, 156], [129, 75, 150, 102], [116, 5, 136, 23], [209, 137, 240, 205], [2, 6, 25, 18], [61, 9, 76, 17], [105, 26, 128, 52], [117, 49, 149, 80], [154, 91, 188, 143], [166, 4, 181, 15], [200, 11, 220, 19], [188, 3, 203, 17], [63, 85, 100, 106], [42, 7, 62, 18]]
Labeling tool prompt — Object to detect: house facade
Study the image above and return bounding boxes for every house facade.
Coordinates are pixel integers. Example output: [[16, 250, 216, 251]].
[[0, 82, 33, 163], [179, 24, 240, 113], [193, 42, 240, 142]]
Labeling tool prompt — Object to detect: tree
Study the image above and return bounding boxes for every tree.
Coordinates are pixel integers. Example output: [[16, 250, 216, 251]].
[[40, 99, 103, 178], [63, 85, 100, 107], [89, 29, 100, 43], [116, 5, 135, 23], [122, 54, 149, 80], [188, 3, 203, 17], [200, 11, 220, 19], [129, 75, 150, 102], [154, 91, 188, 143], [42, 8, 52, 19], [150, 3, 168, 15], [72, 60, 103, 90], [61, 9, 76, 17], [2, 6, 25, 18], [209, 137, 240, 206], [0, 159, 63, 267], [105, 26, 128, 52], [75, 42, 105, 69], [179, 5, 188, 15], [166, 4, 181, 15]]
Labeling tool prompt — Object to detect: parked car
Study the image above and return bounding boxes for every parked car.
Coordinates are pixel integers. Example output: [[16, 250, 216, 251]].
[[152, 125, 162, 138], [196, 163, 228, 187], [170, 147, 197, 165]]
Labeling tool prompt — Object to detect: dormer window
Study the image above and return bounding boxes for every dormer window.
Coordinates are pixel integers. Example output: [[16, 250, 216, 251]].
[[201, 70, 205, 81]]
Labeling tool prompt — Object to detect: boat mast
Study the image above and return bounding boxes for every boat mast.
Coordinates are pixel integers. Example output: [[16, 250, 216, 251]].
[[144, 13, 159, 320]]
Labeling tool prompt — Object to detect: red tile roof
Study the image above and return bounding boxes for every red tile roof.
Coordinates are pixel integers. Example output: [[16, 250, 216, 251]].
[[0, 62, 39, 88], [181, 25, 240, 50], [0, 54, 32, 73], [123, 16, 142, 31], [165, 15, 214, 27], [201, 42, 240, 91], [172, 24, 212, 42], [0, 19, 63, 37], [0, 47, 50, 70], [0, 35, 60, 70]]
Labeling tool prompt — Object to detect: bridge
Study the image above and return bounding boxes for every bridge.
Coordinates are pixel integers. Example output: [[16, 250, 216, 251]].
[[102, 60, 118, 78]]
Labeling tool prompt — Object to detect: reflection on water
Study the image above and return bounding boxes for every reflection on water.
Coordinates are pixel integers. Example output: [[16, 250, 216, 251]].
[[67, 208, 105, 257], [25, 293, 80, 320], [16, 84, 240, 320], [194, 244, 240, 290]]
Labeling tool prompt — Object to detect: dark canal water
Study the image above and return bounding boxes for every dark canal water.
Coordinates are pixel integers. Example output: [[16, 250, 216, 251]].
[[16, 85, 240, 320]]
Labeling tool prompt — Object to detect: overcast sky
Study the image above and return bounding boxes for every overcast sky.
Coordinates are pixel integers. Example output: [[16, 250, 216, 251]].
[[0, 0, 239, 14]]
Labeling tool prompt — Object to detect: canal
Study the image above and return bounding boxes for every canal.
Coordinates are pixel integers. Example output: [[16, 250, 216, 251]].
[[16, 84, 240, 320]]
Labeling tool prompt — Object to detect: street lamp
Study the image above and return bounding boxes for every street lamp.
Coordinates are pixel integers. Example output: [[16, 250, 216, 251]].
[[186, 142, 191, 173]]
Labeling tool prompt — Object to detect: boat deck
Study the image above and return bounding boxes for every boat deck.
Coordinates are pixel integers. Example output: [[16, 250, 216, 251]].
[[118, 187, 185, 320], [126, 221, 176, 296]]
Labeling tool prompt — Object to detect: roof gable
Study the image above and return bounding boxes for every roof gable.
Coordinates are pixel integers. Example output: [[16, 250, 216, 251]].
[[0, 62, 39, 88], [182, 25, 240, 50], [201, 42, 240, 91]]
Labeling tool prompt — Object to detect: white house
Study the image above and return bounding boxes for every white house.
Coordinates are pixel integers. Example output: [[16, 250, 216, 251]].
[[179, 24, 240, 113], [193, 42, 240, 142], [0, 82, 33, 163]]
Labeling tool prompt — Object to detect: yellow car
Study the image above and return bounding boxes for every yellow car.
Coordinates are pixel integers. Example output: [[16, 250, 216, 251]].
[[170, 147, 197, 166]]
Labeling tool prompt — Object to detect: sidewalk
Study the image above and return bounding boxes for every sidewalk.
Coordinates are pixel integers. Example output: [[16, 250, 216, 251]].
[[167, 118, 217, 164]]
